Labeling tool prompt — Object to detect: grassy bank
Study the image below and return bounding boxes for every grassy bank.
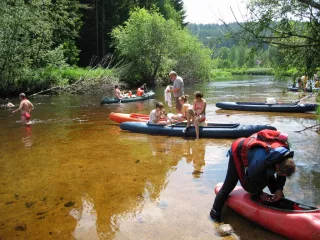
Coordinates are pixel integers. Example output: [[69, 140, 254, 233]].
[[210, 68, 274, 80], [1, 66, 123, 97]]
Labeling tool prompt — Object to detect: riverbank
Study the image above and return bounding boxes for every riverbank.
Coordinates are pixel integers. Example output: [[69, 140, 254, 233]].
[[0, 66, 124, 98]]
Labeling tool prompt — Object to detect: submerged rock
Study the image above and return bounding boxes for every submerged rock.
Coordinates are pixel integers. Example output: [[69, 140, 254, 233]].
[[64, 201, 75, 207], [217, 223, 234, 236], [15, 225, 27, 231], [25, 201, 36, 208]]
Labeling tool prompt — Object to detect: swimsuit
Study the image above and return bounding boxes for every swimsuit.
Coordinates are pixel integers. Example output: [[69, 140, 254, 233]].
[[22, 112, 31, 121], [194, 101, 206, 122]]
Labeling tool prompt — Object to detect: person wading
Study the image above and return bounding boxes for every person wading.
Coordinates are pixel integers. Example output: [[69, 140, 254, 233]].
[[12, 93, 34, 125]]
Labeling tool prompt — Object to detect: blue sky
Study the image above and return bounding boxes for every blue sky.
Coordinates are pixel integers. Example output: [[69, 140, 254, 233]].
[[183, 0, 248, 24]]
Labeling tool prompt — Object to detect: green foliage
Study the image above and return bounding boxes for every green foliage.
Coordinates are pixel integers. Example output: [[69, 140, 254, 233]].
[[77, 0, 187, 66], [231, 0, 320, 76], [210, 69, 233, 80], [230, 68, 274, 75], [0, 0, 83, 96], [112, 8, 211, 85]]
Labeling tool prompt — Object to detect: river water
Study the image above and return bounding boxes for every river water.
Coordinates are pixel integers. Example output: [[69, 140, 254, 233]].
[[0, 76, 319, 240]]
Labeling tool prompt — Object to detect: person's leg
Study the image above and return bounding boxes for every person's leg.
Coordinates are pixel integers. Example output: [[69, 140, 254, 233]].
[[194, 117, 200, 139], [21, 115, 27, 124], [186, 109, 194, 127], [210, 156, 239, 220]]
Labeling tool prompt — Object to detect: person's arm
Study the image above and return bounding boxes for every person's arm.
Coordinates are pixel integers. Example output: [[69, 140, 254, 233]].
[[28, 102, 34, 112], [12, 102, 23, 114], [172, 80, 182, 93]]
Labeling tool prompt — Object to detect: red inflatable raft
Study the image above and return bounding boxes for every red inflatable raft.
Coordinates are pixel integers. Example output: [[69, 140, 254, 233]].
[[214, 183, 320, 239], [109, 112, 166, 123]]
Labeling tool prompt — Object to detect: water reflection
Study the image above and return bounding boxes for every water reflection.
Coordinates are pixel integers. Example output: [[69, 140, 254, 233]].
[[183, 141, 206, 178], [70, 194, 99, 240], [22, 126, 33, 147]]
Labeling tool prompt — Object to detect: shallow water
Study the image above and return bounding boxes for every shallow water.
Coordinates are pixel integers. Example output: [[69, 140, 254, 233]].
[[0, 76, 319, 240]]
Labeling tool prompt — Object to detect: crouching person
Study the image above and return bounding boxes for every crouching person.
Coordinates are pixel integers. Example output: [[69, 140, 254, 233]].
[[210, 130, 297, 221]]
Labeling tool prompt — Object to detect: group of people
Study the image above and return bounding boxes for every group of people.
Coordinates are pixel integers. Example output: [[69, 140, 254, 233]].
[[147, 71, 207, 140], [295, 73, 320, 91], [114, 84, 146, 99], [3, 71, 300, 229]]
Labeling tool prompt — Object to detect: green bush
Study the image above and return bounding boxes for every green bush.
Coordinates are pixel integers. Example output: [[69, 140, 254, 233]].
[[210, 69, 232, 80]]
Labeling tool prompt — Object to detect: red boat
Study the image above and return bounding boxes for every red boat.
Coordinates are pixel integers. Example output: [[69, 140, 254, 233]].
[[215, 183, 320, 239], [109, 112, 166, 123]]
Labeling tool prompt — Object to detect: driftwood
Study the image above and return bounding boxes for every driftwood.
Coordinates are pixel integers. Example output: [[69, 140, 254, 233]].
[[294, 124, 320, 133], [30, 54, 128, 96]]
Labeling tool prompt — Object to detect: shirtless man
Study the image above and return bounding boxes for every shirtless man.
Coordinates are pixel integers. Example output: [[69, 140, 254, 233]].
[[114, 85, 123, 99], [12, 93, 34, 125]]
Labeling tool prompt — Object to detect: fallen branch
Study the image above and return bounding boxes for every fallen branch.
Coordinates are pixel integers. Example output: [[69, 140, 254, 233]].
[[29, 54, 128, 96], [294, 124, 320, 133]]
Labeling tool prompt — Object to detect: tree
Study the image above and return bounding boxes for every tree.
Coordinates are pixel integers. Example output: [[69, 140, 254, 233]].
[[0, 0, 83, 95], [223, 0, 320, 76], [112, 8, 211, 85], [77, 0, 187, 66]]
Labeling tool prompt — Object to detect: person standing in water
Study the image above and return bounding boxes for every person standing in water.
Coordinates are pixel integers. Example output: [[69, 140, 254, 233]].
[[12, 93, 34, 125], [167, 71, 184, 113]]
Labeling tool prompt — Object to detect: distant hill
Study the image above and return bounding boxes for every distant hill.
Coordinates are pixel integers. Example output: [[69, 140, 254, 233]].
[[187, 23, 241, 47]]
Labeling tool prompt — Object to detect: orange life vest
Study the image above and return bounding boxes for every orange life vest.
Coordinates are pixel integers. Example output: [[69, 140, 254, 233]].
[[137, 88, 144, 96], [231, 129, 290, 190]]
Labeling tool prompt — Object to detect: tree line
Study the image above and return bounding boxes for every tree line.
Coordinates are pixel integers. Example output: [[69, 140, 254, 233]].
[[0, 0, 212, 97]]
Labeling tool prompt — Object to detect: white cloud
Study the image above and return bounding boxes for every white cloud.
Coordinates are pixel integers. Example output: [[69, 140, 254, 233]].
[[183, 0, 248, 24]]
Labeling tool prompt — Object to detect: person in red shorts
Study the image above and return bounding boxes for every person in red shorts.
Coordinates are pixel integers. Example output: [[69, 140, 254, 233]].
[[12, 93, 34, 125]]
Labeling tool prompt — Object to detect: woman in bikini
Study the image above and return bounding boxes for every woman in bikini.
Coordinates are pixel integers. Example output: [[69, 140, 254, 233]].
[[169, 95, 191, 123], [183, 91, 206, 140]]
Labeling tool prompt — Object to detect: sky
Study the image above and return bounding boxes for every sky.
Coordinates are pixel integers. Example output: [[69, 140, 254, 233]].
[[183, 0, 248, 24]]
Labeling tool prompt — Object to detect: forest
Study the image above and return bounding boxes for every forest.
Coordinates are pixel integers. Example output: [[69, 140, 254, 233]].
[[1, 0, 320, 98]]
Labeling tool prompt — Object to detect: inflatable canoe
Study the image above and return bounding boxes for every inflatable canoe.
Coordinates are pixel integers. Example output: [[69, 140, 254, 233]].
[[287, 86, 320, 92], [100, 91, 155, 104], [120, 122, 276, 138], [214, 183, 320, 240], [109, 112, 166, 123], [216, 102, 318, 113]]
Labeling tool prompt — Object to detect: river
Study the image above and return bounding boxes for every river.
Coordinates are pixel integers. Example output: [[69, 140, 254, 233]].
[[0, 76, 319, 240]]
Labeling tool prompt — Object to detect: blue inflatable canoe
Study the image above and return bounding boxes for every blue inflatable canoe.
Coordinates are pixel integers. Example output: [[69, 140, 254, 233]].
[[216, 102, 318, 113], [120, 122, 276, 138]]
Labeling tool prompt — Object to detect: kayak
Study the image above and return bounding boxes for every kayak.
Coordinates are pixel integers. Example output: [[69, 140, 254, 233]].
[[216, 101, 319, 113], [100, 91, 155, 104], [109, 112, 165, 123], [120, 122, 277, 138], [214, 183, 320, 240], [287, 86, 320, 92]]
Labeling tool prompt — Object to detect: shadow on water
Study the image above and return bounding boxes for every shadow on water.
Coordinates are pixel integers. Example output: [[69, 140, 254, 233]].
[[0, 76, 318, 239]]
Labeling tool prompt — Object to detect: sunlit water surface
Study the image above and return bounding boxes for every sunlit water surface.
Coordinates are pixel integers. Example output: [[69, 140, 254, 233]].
[[0, 76, 319, 240]]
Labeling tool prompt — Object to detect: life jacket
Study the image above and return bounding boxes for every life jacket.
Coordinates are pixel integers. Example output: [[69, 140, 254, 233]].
[[137, 88, 144, 96], [231, 129, 290, 191]]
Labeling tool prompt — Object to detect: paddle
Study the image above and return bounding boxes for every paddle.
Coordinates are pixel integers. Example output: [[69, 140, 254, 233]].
[[294, 93, 313, 104]]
